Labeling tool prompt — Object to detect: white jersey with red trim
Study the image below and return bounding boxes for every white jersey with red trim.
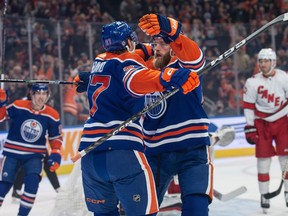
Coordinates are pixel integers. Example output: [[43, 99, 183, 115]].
[[243, 69, 288, 125]]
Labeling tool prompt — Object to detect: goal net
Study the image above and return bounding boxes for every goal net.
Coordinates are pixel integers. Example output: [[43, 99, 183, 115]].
[[49, 160, 93, 216]]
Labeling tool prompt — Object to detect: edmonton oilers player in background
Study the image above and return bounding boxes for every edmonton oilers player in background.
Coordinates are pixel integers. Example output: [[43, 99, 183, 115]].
[[137, 14, 212, 216], [11, 83, 61, 201], [0, 84, 63, 216], [73, 21, 200, 216]]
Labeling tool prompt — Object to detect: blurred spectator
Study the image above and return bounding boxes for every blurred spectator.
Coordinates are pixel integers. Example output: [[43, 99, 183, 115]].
[[38, 54, 55, 80], [236, 46, 252, 74], [1, 0, 286, 120], [218, 76, 236, 115], [277, 49, 288, 71], [76, 93, 89, 125], [74, 64, 91, 125], [6, 65, 27, 102], [203, 18, 219, 53], [63, 68, 78, 126], [119, 0, 147, 22]]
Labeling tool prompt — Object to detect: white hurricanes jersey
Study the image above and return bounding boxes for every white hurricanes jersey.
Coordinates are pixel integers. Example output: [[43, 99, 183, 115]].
[[243, 69, 288, 125]]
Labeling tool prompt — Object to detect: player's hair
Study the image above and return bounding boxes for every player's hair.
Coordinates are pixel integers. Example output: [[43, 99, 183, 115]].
[[101, 21, 138, 52]]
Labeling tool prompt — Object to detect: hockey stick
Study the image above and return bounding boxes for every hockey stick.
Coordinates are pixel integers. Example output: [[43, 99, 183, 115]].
[[263, 180, 284, 200], [0, 0, 8, 89], [213, 186, 247, 201], [264, 158, 288, 199], [159, 186, 248, 211], [0, 78, 77, 85], [71, 13, 288, 162]]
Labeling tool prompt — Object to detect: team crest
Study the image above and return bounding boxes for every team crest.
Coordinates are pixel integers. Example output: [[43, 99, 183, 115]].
[[20, 119, 43, 142], [144, 92, 167, 119]]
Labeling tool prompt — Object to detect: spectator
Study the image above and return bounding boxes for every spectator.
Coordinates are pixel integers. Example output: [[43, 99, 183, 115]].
[[63, 68, 78, 126]]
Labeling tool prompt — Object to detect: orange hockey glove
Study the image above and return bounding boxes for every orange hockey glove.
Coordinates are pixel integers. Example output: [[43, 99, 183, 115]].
[[161, 68, 200, 94], [138, 13, 182, 43], [0, 88, 8, 107]]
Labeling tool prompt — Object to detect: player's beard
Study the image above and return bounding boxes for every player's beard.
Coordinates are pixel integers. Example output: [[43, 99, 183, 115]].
[[153, 51, 171, 69]]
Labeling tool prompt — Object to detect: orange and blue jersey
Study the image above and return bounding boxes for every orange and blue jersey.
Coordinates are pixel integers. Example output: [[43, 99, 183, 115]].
[[142, 34, 210, 156], [0, 100, 62, 159], [79, 51, 165, 153]]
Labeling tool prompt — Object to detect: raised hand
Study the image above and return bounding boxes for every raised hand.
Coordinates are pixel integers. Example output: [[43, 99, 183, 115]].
[[138, 13, 182, 43]]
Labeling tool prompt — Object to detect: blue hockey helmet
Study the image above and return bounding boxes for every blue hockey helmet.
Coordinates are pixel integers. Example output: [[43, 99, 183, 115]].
[[102, 21, 138, 52], [31, 83, 49, 93]]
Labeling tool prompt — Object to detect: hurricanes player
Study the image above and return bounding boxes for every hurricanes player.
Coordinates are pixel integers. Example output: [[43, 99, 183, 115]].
[[243, 48, 288, 211], [0, 84, 63, 216]]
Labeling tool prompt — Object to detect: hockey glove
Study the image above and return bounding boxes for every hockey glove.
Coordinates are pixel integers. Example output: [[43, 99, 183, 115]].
[[47, 149, 62, 172], [135, 43, 154, 61], [244, 125, 258, 145], [0, 88, 8, 107], [138, 13, 182, 43], [73, 71, 91, 93], [161, 68, 200, 94]]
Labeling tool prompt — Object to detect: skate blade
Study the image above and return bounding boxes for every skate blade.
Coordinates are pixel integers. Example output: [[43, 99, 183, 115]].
[[11, 198, 20, 203]]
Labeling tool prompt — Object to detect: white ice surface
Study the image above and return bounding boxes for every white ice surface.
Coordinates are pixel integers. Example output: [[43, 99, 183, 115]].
[[1, 156, 288, 216]]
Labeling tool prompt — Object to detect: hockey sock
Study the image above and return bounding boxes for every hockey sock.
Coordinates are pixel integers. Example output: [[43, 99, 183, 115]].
[[93, 209, 120, 216], [18, 205, 31, 216], [0, 181, 13, 206], [18, 173, 40, 216], [181, 194, 209, 216]]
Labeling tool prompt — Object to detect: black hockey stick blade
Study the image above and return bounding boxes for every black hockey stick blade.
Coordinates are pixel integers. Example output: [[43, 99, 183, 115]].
[[263, 180, 283, 199]]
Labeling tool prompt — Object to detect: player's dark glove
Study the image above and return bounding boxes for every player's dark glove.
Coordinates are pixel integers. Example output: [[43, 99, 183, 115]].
[[244, 125, 258, 145], [135, 43, 154, 61], [0, 88, 8, 107], [47, 149, 62, 172], [160, 68, 200, 94], [73, 71, 90, 93], [138, 13, 182, 43]]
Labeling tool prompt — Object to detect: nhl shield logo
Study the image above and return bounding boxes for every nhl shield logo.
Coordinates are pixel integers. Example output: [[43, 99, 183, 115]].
[[20, 119, 43, 142], [133, 194, 141, 202]]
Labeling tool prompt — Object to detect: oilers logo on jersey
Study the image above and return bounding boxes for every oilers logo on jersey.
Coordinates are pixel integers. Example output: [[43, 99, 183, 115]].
[[144, 92, 167, 119], [20, 119, 43, 142]]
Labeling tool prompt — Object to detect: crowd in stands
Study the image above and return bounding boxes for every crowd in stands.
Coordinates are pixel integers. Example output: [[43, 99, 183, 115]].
[[1, 0, 288, 125]]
